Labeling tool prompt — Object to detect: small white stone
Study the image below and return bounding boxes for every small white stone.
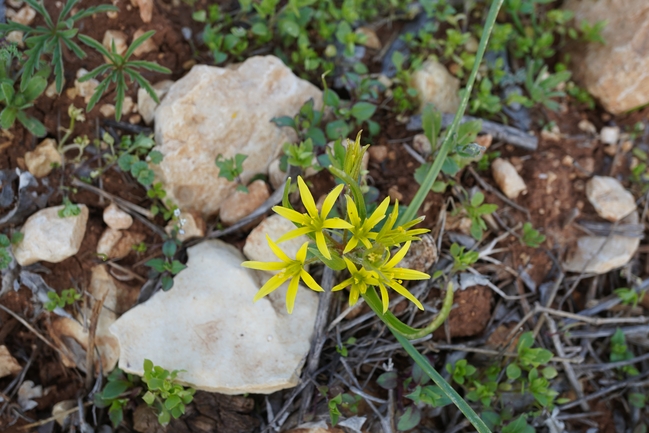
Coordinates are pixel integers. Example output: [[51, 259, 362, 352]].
[[97, 228, 123, 257], [132, 28, 157, 56], [219, 180, 270, 226], [131, 0, 153, 22], [45, 80, 59, 98], [600, 126, 620, 145], [110, 239, 319, 394], [578, 119, 597, 134], [102, 30, 128, 57], [103, 203, 133, 230], [122, 96, 135, 115], [410, 60, 460, 114], [137, 80, 173, 125], [412, 133, 432, 154], [0, 345, 21, 378], [491, 158, 527, 199], [74, 69, 99, 104], [10, 5, 35, 25], [99, 104, 116, 118], [6, 30, 24, 48], [355, 27, 381, 49], [24, 138, 62, 178], [110, 231, 146, 260], [165, 211, 205, 242], [586, 176, 636, 222], [13, 205, 89, 266]]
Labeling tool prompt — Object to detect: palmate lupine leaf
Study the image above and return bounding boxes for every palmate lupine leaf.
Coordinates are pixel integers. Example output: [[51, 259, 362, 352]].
[[77, 31, 171, 121], [0, 0, 118, 93]]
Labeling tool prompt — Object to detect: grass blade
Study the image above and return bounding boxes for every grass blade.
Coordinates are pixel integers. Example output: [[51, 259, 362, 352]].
[[398, 0, 505, 226], [392, 330, 491, 433]]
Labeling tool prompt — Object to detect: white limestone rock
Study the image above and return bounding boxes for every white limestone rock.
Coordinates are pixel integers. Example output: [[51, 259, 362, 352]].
[[491, 158, 527, 199], [103, 203, 133, 230], [13, 205, 89, 266], [109, 239, 319, 394], [153, 56, 322, 217], [586, 176, 636, 222], [165, 211, 205, 242], [219, 180, 270, 226], [564, 212, 640, 274], [24, 138, 62, 178], [410, 60, 460, 114]]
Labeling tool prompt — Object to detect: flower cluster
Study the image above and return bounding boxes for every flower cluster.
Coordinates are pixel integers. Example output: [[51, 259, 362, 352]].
[[242, 138, 431, 314]]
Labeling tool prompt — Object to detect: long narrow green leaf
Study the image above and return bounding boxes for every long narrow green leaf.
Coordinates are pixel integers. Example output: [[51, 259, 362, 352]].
[[114, 73, 126, 121], [398, 0, 505, 226], [58, 0, 80, 23], [124, 30, 156, 60], [126, 69, 160, 104], [70, 4, 119, 22], [52, 42, 64, 94], [77, 34, 114, 60], [23, 0, 53, 28], [85, 78, 111, 112], [62, 37, 87, 60], [126, 61, 172, 74], [79, 63, 113, 82], [392, 331, 491, 433]]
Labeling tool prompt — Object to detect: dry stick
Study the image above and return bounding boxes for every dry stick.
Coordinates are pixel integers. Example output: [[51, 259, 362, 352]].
[[560, 372, 649, 411], [70, 178, 153, 219], [402, 143, 427, 164], [574, 352, 649, 372], [467, 166, 530, 217], [0, 304, 62, 355], [18, 401, 94, 430], [0, 344, 38, 417], [85, 292, 106, 391], [532, 271, 565, 339], [106, 261, 147, 283], [535, 304, 648, 325], [406, 112, 538, 151], [425, 342, 583, 364], [297, 267, 335, 423], [544, 313, 589, 411]]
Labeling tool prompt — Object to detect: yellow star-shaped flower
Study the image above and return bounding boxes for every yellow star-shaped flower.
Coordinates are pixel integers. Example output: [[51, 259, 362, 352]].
[[273, 176, 352, 260], [242, 235, 323, 314], [374, 241, 430, 313], [332, 258, 379, 307], [343, 196, 390, 253]]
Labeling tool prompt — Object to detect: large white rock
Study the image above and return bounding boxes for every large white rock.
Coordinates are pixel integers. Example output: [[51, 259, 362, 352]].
[[564, 212, 640, 274], [563, 0, 649, 114], [411, 60, 460, 113], [137, 80, 173, 125], [153, 57, 322, 217], [219, 180, 270, 226], [110, 240, 319, 394], [586, 176, 636, 222], [13, 205, 89, 266]]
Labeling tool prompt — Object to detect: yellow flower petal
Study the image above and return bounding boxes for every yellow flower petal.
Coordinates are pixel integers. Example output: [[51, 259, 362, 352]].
[[253, 272, 291, 302], [323, 218, 354, 230], [285, 276, 301, 314], [343, 236, 359, 254], [386, 241, 411, 268], [276, 226, 314, 243], [332, 277, 353, 292], [298, 176, 319, 218], [386, 280, 424, 310], [301, 269, 324, 292], [345, 195, 361, 226], [273, 206, 309, 225], [343, 257, 358, 274], [348, 285, 360, 306], [295, 242, 309, 263], [266, 235, 292, 262], [241, 261, 287, 271], [321, 183, 345, 218], [378, 283, 390, 313], [391, 268, 430, 280], [366, 197, 390, 228], [315, 231, 331, 260]]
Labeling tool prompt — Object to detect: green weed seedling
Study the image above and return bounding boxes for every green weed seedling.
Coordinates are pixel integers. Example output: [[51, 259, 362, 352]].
[[142, 359, 196, 426], [614, 287, 645, 309], [94, 368, 138, 427], [108, 133, 162, 187], [378, 362, 451, 431], [0, 45, 49, 136], [610, 328, 640, 376], [77, 31, 171, 121], [215, 153, 248, 192], [283, 139, 319, 172], [145, 238, 187, 291], [523, 62, 571, 112], [0, 232, 22, 269], [0, 0, 118, 93], [521, 222, 546, 248], [58, 197, 81, 218], [452, 191, 498, 240], [44, 288, 82, 311], [390, 51, 419, 113], [319, 386, 361, 427], [450, 243, 479, 272]]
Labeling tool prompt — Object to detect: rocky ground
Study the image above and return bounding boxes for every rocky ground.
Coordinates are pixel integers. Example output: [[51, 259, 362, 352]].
[[1, 0, 649, 432]]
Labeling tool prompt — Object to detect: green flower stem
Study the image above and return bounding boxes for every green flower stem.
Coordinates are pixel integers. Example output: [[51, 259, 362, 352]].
[[362, 281, 454, 340], [398, 0, 505, 226], [391, 330, 492, 433]]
